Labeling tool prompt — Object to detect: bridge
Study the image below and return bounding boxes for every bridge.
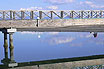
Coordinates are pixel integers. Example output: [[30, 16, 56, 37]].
[[0, 10, 104, 68], [0, 10, 104, 32]]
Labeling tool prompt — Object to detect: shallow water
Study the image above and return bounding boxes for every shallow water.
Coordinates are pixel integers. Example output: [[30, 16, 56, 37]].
[[0, 32, 104, 64]]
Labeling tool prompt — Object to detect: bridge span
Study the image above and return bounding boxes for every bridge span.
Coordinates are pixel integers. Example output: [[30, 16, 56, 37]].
[[0, 10, 104, 68], [0, 10, 104, 32]]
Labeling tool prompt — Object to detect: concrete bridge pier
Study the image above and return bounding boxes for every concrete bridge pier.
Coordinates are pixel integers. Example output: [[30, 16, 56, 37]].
[[9, 33, 15, 63], [1, 28, 18, 67], [4, 33, 9, 60], [1, 32, 10, 65], [8, 30, 18, 67]]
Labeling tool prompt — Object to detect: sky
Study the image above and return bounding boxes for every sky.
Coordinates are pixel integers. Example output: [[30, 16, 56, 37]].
[[0, 0, 104, 10]]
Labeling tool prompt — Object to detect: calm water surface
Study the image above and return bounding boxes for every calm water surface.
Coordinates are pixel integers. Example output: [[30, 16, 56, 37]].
[[0, 32, 104, 64]]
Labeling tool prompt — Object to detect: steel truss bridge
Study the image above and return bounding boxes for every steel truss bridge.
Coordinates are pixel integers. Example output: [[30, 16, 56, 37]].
[[0, 10, 104, 20]]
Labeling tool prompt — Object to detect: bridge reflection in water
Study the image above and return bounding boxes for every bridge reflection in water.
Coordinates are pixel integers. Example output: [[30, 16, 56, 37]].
[[0, 31, 104, 69]]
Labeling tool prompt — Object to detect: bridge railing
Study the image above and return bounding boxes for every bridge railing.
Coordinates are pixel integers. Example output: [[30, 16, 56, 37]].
[[0, 10, 104, 20]]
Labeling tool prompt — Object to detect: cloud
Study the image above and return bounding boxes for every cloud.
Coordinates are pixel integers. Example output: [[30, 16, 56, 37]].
[[49, 37, 75, 44], [20, 5, 58, 10], [48, 32, 59, 35], [79, 33, 93, 38], [70, 43, 83, 47], [44, 0, 74, 4], [20, 7, 43, 11], [20, 32, 43, 35], [80, 1, 104, 9], [47, 6, 58, 10], [88, 38, 104, 45], [20, 32, 59, 35], [96, 41, 104, 45]]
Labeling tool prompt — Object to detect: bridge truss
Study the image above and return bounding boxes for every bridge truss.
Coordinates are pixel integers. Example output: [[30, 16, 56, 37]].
[[0, 10, 104, 20]]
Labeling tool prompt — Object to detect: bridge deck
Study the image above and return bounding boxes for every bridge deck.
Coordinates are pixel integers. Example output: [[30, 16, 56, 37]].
[[0, 19, 104, 32], [16, 25, 104, 32]]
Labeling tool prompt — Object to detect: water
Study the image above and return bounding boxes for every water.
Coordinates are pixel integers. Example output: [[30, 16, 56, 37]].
[[0, 32, 104, 64]]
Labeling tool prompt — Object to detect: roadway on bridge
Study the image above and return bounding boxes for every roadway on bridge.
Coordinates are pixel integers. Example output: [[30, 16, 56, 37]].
[[17, 25, 104, 32]]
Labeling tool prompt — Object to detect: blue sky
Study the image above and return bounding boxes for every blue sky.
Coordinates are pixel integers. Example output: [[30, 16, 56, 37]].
[[0, 0, 104, 10]]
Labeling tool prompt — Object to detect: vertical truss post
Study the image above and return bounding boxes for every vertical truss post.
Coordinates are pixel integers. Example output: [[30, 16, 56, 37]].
[[71, 11, 74, 18], [91, 11, 93, 18], [79, 11, 81, 18], [3, 11, 5, 20], [30, 11, 34, 19], [100, 10, 103, 18], [13, 11, 15, 20], [81, 11, 83, 18], [88, 11, 90, 18], [50, 11, 53, 19], [39, 11, 42, 19], [10, 11, 12, 20], [21, 11, 25, 20], [61, 11, 64, 19]]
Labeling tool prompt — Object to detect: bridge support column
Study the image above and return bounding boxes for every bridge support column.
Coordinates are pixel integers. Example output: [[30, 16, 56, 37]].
[[7, 32, 18, 67], [4, 33, 8, 60], [1, 33, 10, 65], [1, 28, 18, 67], [9, 33, 15, 63]]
